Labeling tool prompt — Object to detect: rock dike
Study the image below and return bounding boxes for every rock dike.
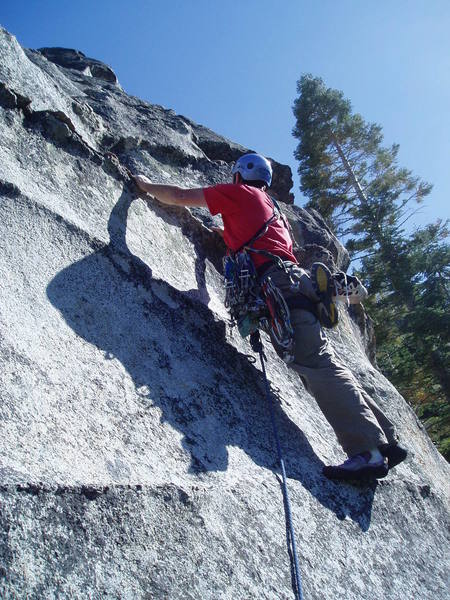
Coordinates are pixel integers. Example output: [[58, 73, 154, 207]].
[[0, 26, 448, 599]]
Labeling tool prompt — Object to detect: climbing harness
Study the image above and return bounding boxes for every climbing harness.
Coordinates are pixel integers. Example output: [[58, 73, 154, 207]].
[[223, 196, 300, 362], [250, 330, 304, 600], [223, 250, 296, 362]]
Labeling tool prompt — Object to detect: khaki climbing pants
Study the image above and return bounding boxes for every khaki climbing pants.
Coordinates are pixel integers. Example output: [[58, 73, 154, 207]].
[[263, 262, 397, 457]]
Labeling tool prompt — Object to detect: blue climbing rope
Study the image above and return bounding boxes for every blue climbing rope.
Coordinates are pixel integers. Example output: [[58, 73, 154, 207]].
[[250, 331, 304, 600]]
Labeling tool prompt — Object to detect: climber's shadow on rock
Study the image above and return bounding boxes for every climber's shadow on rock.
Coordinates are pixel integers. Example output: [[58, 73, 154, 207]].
[[47, 186, 377, 531]]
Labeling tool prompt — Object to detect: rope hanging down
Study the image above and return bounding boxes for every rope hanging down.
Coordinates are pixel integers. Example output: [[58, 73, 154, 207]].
[[250, 331, 304, 600]]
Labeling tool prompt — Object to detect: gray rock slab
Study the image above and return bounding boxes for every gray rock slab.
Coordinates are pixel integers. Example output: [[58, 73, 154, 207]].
[[0, 26, 449, 600]]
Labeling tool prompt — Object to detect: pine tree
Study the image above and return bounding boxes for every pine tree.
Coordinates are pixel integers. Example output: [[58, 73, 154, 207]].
[[292, 74, 432, 252]]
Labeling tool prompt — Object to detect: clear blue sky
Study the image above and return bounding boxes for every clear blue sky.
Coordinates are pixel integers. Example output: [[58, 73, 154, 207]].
[[2, 0, 449, 230]]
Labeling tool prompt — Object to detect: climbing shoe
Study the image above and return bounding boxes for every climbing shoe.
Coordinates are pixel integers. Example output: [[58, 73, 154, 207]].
[[323, 451, 389, 481], [333, 272, 368, 304], [379, 443, 408, 470], [311, 262, 338, 328]]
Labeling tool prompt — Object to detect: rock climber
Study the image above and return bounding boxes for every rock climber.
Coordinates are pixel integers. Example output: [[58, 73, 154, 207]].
[[132, 153, 407, 481]]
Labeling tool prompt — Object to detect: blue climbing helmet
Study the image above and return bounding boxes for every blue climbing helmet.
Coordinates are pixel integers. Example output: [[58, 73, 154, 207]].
[[232, 153, 273, 187]]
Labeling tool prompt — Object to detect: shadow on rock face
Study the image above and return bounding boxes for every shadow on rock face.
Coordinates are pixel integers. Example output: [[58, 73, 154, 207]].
[[46, 188, 377, 531]]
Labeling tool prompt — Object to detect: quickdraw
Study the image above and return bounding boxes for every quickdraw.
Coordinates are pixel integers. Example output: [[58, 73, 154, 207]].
[[259, 276, 294, 363], [223, 251, 266, 338], [223, 251, 295, 363]]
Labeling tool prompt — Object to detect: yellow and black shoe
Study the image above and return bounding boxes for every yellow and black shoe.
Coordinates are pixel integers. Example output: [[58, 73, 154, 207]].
[[311, 262, 339, 328]]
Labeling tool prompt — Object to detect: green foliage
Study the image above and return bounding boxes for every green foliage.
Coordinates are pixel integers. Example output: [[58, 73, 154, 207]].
[[366, 229, 450, 458], [293, 75, 449, 460], [361, 220, 450, 459], [292, 74, 432, 244]]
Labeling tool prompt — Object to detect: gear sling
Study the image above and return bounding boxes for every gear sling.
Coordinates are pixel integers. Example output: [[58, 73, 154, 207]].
[[223, 196, 316, 363]]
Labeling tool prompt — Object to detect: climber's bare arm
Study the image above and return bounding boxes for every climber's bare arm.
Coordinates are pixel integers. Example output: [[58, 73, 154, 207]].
[[133, 174, 207, 208]]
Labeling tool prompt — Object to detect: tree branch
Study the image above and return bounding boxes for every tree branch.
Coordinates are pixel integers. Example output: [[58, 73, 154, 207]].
[[349, 249, 379, 262], [393, 206, 426, 232]]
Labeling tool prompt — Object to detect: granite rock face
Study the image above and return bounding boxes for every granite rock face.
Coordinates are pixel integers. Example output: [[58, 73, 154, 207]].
[[0, 26, 449, 600], [38, 47, 119, 84]]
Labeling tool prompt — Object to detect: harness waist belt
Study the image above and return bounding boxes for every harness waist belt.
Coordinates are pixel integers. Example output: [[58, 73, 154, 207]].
[[256, 260, 277, 278], [256, 258, 298, 278]]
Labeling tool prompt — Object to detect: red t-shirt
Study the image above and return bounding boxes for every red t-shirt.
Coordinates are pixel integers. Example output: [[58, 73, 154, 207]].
[[204, 183, 297, 269]]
